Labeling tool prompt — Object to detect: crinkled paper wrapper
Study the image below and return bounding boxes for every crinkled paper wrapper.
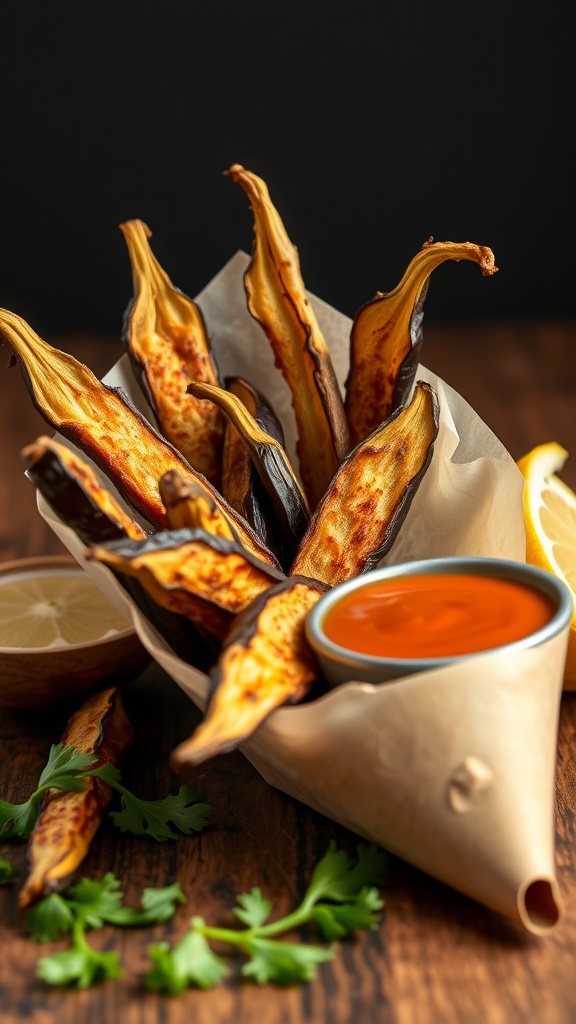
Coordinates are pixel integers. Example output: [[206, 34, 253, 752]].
[[40, 252, 569, 934]]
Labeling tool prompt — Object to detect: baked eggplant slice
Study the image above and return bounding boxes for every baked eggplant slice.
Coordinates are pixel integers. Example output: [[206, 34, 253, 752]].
[[19, 686, 132, 908], [22, 435, 147, 545], [159, 469, 238, 542], [187, 380, 310, 568], [0, 309, 279, 568], [220, 376, 286, 556], [227, 164, 349, 510], [291, 381, 439, 586], [171, 576, 327, 766], [120, 219, 224, 487], [88, 529, 285, 644], [345, 240, 497, 447]]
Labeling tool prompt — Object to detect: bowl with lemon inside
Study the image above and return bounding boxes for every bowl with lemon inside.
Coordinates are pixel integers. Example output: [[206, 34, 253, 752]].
[[0, 554, 150, 709]]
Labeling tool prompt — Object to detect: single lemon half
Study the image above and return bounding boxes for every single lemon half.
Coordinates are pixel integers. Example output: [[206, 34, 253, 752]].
[[516, 441, 576, 687], [0, 567, 130, 649]]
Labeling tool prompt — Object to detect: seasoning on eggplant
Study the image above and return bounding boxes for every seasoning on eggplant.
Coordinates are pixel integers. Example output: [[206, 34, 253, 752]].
[[344, 240, 497, 447], [159, 468, 239, 542], [171, 576, 327, 766], [226, 164, 350, 510], [0, 309, 278, 569], [290, 381, 440, 587], [22, 435, 147, 545], [87, 529, 285, 644], [220, 376, 286, 557], [120, 219, 224, 487], [19, 686, 133, 908], [187, 380, 310, 569]]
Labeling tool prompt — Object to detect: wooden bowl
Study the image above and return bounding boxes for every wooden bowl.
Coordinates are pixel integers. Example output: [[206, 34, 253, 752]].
[[0, 555, 150, 709]]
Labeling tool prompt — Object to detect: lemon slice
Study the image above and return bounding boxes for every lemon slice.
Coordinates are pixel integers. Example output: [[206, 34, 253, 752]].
[[0, 568, 131, 649], [516, 441, 576, 686]]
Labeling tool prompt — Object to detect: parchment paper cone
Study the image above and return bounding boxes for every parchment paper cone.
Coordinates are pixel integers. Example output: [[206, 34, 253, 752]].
[[36, 251, 567, 933]]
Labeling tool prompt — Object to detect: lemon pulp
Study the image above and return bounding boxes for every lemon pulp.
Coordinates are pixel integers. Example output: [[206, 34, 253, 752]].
[[516, 441, 576, 686], [0, 568, 131, 649]]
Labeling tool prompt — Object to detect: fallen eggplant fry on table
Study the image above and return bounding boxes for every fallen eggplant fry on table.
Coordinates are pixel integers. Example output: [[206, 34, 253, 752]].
[[19, 687, 133, 909]]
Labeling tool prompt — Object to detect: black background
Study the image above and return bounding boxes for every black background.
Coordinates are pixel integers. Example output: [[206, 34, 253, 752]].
[[1, 1, 574, 337]]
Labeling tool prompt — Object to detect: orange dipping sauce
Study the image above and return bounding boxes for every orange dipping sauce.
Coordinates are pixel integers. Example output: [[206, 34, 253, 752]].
[[322, 573, 556, 659]]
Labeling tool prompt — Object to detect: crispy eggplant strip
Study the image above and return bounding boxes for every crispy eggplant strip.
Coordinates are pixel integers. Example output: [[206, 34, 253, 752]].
[[22, 435, 147, 544], [171, 576, 327, 766], [120, 219, 224, 486], [88, 529, 285, 643], [345, 240, 497, 446], [291, 381, 439, 586], [188, 380, 310, 568], [226, 164, 349, 510], [19, 687, 133, 909], [160, 469, 237, 541], [0, 309, 278, 567], [221, 376, 286, 556]]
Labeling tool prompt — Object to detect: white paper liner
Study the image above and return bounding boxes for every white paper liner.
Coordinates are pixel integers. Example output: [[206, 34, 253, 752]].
[[37, 250, 569, 933]]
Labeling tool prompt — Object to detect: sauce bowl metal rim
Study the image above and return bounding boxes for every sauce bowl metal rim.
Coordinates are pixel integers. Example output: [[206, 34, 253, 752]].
[[305, 556, 574, 673]]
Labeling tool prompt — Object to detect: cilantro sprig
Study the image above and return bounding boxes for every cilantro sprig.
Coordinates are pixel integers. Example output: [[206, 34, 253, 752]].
[[145, 841, 388, 992], [0, 856, 17, 884], [0, 743, 212, 842], [27, 872, 186, 989]]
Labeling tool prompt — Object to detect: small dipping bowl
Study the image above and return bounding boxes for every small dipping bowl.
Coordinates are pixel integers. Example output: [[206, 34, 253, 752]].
[[306, 556, 573, 688], [0, 555, 150, 710]]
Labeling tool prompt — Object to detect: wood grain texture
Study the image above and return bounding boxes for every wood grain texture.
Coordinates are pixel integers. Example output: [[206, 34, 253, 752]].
[[1, 325, 576, 1023]]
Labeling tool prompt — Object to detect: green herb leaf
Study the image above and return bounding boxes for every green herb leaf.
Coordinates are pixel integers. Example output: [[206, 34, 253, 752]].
[[92, 765, 212, 841], [0, 744, 96, 840], [0, 856, 17, 884], [305, 842, 388, 906], [37, 940, 123, 988], [232, 887, 272, 928], [311, 887, 384, 940], [26, 893, 76, 942], [146, 920, 228, 994], [242, 936, 335, 985]]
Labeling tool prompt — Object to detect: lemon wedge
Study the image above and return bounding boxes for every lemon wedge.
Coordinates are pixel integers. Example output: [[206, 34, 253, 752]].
[[516, 442, 576, 687], [0, 568, 130, 649]]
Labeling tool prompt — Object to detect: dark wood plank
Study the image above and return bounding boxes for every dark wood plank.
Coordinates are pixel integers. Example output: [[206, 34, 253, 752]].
[[1, 326, 576, 1024]]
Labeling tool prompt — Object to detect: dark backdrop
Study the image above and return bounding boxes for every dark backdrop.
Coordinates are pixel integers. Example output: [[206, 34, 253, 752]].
[[1, 1, 574, 337]]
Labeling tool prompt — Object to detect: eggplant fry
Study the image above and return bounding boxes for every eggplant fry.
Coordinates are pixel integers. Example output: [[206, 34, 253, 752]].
[[19, 687, 133, 909], [220, 376, 286, 557], [188, 380, 310, 568], [120, 219, 224, 487], [171, 576, 327, 766], [290, 381, 439, 587], [88, 529, 285, 643], [345, 240, 497, 446], [160, 469, 238, 541], [22, 435, 147, 545], [226, 164, 349, 510], [0, 309, 279, 567]]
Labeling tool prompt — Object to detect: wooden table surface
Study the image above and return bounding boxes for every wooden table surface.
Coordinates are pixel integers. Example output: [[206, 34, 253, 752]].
[[1, 322, 576, 1024]]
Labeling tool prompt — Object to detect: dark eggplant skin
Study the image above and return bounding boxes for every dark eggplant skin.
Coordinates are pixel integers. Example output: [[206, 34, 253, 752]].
[[23, 440, 147, 546], [291, 381, 440, 587], [188, 380, 310, 571], [171, 574, 329, 766], [87, 528, 286, 645]]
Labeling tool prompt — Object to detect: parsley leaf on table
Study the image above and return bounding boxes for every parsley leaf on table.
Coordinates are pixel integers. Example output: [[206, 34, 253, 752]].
[[28, 872, 187, 988], [145, 841, 388, 992], [0, 856, 17, 884], [91, 764, 212, 841], [0, 743, 212, 842]]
